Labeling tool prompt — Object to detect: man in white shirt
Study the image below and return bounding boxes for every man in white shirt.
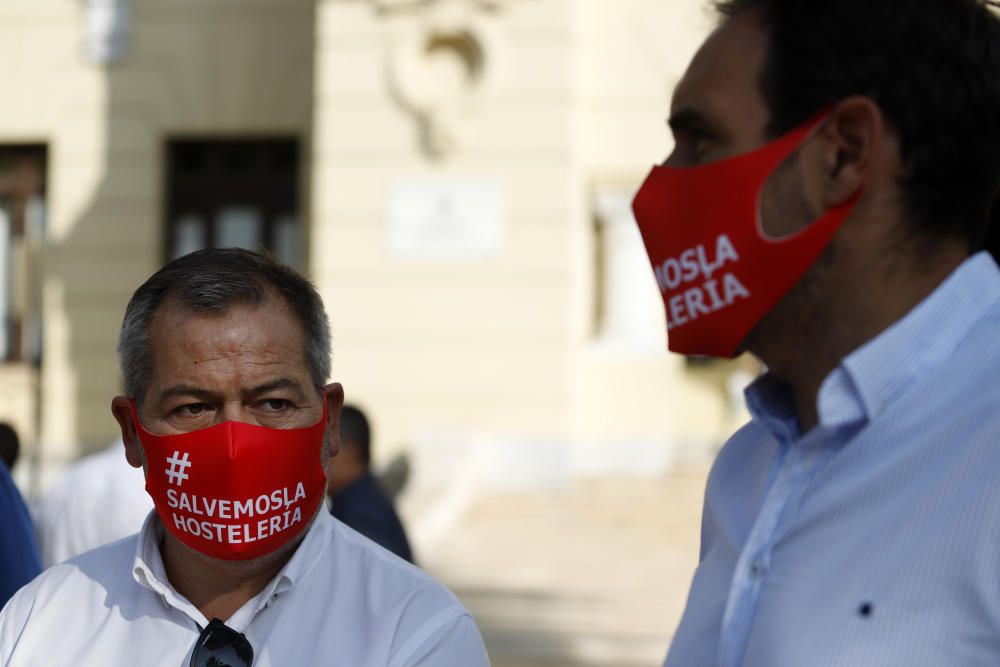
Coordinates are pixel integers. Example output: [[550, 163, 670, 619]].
[[0, 248, 490, 666], [33, 438, 154, 567]]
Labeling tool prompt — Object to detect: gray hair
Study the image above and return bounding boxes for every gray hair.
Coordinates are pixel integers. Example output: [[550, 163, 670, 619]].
[[118, 248, 331, 404]]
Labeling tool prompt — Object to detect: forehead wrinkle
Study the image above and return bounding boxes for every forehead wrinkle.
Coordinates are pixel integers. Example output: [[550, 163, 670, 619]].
[[181, 346, 293, 366], [147, 298, 311, 398], [177, 355, 302, 381], [170, 319, 303, 363]]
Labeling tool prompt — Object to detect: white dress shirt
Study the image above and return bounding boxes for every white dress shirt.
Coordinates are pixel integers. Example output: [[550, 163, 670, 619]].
[[1, 508, 489, 666], [33, 440, 153, 567]]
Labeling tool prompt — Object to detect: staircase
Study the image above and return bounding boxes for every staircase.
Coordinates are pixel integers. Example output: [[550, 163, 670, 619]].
[[420, 466, 711, 667]]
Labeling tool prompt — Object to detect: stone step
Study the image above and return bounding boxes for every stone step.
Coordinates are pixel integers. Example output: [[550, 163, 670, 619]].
[[421, 466, 711, 666]]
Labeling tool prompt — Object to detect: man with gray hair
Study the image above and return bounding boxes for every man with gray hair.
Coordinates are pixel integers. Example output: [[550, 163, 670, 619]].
[[0, 248, 489, 666]]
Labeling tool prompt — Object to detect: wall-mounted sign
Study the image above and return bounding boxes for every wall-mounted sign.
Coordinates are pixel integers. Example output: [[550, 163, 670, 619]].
[[387, 180, 504, 262]]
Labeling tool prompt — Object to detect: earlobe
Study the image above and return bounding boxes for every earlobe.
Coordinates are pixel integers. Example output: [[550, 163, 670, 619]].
[[111, 396, 144, 469]]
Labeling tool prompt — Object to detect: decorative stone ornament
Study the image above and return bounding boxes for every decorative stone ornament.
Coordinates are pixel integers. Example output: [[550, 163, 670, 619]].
[[387, 17, 497, 159], [371, 0, 529, 160], [371, 0, 526, 12], [82, 0, 131, 65]]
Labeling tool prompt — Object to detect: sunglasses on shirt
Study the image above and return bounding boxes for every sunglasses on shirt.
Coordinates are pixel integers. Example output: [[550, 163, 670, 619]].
[[190, 618, 254, 667]]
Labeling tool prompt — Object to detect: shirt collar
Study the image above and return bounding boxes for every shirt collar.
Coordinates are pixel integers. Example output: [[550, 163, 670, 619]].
[[746, 252, 1000, 439], [131, 503, 335, 629], [744, 373, 801, 443], [132, 511, 205, 624], [253, 505, 334, 607], [840, 251, 1000, 421]]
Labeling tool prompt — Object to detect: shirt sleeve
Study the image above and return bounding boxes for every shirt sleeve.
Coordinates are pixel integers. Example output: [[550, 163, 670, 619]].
[[389, 612, 490, 667], [0, 579, 37, 667]]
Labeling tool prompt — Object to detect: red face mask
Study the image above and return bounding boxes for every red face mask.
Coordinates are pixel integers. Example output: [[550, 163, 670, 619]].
[[632, 113, 861, 358], [131, 401, 328, 561]]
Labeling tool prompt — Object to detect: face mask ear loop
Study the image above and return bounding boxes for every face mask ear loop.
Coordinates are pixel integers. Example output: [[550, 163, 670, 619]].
[[753, 113, 834, 245], [130, 399, 152, 440]]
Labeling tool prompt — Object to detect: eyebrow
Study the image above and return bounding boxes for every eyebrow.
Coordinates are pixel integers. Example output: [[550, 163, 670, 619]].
[[158, 385, 219, 403], [245, 378, 304, 397], [668, 107, 715, 135], [157, 378, 305, 403]]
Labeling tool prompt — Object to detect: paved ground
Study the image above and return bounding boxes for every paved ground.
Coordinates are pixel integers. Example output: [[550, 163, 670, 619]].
[[420, 466, 711, 667]]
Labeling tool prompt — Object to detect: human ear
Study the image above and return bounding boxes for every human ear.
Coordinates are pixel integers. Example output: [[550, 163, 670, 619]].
[[111, 396, 145, 469], [815, 96, 882, 208], [322, 383, 345, 460]]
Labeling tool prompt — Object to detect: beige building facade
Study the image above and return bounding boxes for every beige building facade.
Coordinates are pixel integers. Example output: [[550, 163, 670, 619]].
[[0, 0, 746, 497]]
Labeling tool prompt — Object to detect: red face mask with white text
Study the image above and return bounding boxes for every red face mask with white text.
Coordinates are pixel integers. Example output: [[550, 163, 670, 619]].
[[131, 401, 328, 561], [632, 113, 862, 358]]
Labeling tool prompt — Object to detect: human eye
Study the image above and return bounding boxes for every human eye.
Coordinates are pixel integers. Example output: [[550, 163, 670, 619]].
[[667, 109, 723, 167], [256, 398, 293, 413], [693, 130, 718, 157], [666, 129, 713, 168], [174, 403, 211, 417], [685, 127, 721, 160], [165, 402, 216, 429]]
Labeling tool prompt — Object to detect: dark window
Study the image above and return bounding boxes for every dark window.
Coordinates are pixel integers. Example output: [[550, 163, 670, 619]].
[[165, 138, 301, 268], [0, 145, 46, 365]]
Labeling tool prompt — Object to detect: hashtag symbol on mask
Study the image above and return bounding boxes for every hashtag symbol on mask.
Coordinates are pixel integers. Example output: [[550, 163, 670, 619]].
[[165, 451, 192, 487]]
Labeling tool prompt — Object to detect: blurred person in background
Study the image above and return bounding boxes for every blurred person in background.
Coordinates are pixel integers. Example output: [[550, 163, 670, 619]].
[[33, 437, 153, 567], [0, 422, 20, 470], [631, 1, 1000, 664], [327, 404, 414, 563], [0, 424, 41, 608], [0, 249, 488, 666]]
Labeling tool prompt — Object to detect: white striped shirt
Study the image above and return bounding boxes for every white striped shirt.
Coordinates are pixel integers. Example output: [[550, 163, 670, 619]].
[[666, 252, 1000, 666]]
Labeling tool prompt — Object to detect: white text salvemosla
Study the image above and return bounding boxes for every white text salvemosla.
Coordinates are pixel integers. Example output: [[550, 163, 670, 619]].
[[167, 482, 307, 544]]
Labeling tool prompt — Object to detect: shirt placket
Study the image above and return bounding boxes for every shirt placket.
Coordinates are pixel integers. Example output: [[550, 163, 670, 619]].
[[716, 427, 834, 667]]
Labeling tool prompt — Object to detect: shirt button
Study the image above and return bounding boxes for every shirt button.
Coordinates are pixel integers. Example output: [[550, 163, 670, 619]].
[[750, 560, 767, 579]]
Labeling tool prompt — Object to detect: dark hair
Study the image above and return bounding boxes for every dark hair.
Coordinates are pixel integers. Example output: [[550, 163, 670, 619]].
[[118, 248, 331, 403], [989, 203, 1000, 260], [715, 0, 1000, 254], [0, 423, 20, 470], [339, 405, 371, 466]]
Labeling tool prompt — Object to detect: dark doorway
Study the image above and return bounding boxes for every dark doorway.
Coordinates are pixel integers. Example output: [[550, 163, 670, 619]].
[[0, 145, 46, 365]]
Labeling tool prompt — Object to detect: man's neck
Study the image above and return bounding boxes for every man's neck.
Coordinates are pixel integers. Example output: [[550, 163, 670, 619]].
[[750, 246, 968, 432], [161, 532, 296, 622]]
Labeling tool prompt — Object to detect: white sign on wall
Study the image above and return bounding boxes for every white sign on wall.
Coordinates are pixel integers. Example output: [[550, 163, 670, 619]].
[[387, 180, 504, 262]]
